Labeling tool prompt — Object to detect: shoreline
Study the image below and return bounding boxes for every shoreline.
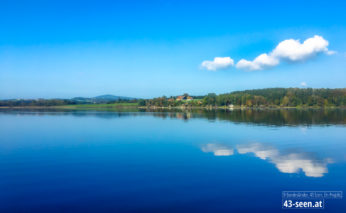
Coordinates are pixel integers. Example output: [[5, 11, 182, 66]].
[[0, 105, 344, 110]]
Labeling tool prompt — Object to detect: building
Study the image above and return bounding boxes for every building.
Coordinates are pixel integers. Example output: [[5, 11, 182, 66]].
[[176, 95, 193, 101]]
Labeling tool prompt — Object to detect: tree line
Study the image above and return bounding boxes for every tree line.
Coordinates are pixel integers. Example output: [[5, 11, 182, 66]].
[[0, 98, 136, 107], [140, 88, 346, 107], [1, 88, 345, 107], [0, 99, 77, 107]]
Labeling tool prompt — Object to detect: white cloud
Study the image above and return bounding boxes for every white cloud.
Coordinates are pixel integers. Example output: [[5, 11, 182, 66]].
[[271, 35, 329, 61], [326, 50, 337, 55], [201, 57, 234, 71], [236, 53, 279, 71], [201, 143, 234, 156], [300, 82, 307, 87], [236, 35, 334, 71]]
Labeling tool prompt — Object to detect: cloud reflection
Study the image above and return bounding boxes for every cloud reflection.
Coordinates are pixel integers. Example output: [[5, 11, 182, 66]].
[[237, 143, 278, 160], [201, 142, 331, 177], [237, 143, 329, 177], [201, 144, 234, 156]]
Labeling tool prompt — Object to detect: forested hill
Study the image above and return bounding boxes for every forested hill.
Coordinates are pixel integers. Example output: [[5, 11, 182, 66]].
[[216, 88, 346, 107], [142, 88, 346, 107], [0, 94, 137, 107]]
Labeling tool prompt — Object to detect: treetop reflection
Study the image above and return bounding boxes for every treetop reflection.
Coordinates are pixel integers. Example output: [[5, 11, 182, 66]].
[[1, 108, 345, 126]]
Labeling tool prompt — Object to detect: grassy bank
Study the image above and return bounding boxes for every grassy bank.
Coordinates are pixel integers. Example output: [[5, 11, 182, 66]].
[[55, 102, 138, 109], [0, 102, 138, 110]]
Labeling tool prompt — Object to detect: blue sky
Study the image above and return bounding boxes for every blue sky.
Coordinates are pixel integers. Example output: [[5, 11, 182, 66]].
[[1, 0, 346, 99]]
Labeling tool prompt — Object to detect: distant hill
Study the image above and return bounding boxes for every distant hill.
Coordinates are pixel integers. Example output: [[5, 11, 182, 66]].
[[93, 94, 135, 101], [72, 94, 136, 104], [0, 94, 138, 106]]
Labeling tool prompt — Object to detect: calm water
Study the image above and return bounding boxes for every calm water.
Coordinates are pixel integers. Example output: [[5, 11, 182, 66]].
[[0, 109, 345, 212]]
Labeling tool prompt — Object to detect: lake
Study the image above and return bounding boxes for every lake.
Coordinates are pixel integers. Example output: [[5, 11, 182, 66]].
[[0, 109, 345, 212]]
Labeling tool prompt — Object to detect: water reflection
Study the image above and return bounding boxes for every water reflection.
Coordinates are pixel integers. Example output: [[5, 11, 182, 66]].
[[237, 143, 331, 177], [201, 144, 234, 156], [143, 109, 346, 126], [1, 108, 345, 126], [202, 142, 331, 177]]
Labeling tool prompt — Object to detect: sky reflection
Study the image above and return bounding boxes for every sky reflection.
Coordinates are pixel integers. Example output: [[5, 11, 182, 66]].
[[201, 144, 234, 156], [203, 142, 331, 177]]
